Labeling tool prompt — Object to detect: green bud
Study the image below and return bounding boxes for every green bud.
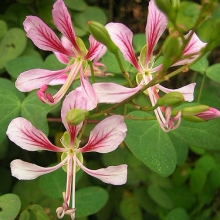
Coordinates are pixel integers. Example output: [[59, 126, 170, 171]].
[[181, 105, 209, 122], [88, 21, 118, 53], [154, 0, 175, 21], [171, 0, 180, 10], [156, 92, 184, 107], [162, 34, 181, 70], [66, 108, 89, 126]]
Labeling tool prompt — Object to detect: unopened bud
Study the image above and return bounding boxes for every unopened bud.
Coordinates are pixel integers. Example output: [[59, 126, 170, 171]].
[[156, 92, 184, 107], [66, 109, 89, 126], [162, 34, 181, 70], [182, 105, 220, 122], [88, 21, 118, 53]]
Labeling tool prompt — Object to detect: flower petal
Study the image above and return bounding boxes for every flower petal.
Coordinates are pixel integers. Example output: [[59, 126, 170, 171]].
[[11, 158, 67, 180], [24, 16, 69, 55], [77, 159, 127, 185], [106, 23, 140, 70], [54, 51, 69, 64], [7, 117, 65, 152], [52, 0, 79, 52], [157, 82, 196, 102], [85, 35, 107, 61], [173, 31, 207, 66], [146, 0, 168, 62], [80, 72, 98, 110], [93, 82, 142, 103], [61, 89, 86, 139], [79, 115, 127, 153], [16, 68, 68, 92]]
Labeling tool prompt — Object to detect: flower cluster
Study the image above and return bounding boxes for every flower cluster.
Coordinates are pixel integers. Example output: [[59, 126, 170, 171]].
[[6, 0, 220, 219]]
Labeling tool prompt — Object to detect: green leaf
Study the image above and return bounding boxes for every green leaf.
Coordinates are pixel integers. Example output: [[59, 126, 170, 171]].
[[0, 20, 7, 39], [64, 0, 87, 11], [0, 193, 21, 220], [206, 63, 220, 83], [21, 91, 59, 135], [120, 195, 142, 220], [195, 154, 215, 174], [43, 54, 66, 70], [19, 210, 30, 220], [147, 185, 173, 209], [73, 6, 107, 32], [39, 166, 83, 199], [172, 118, 220, 150], [125, 111, 177, 177], [176, 1, 200, 31], [133, 34, 146, 53], [190, 168, 207, 194], [189, 55, 209, 73], [0, 28, 27, 69], [6, 56, 44, 79], [0, 88, 21, 144], [165, 208, 189, 220], [75, 186, 108, 217]]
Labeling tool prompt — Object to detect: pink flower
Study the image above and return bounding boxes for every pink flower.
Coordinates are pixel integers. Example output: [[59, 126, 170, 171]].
[[16, 0, 106, 105], [6, 88, 127, 220], [93, 0, 206, 131]]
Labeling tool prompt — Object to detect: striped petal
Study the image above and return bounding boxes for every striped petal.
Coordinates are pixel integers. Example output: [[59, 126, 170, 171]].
[[24, 16, 69, 55], [11, 158, 67, 180], [79, 115, 127, 153], [7, 117, 65, 152], [146, 0, 168, 62], [76, 158, 127, 185], [157, 82, 196, 102], [106, 23, 140, 70], [52, 0, 79, 52], [93, 82, 142, 103], [15, 68, 68, 92]]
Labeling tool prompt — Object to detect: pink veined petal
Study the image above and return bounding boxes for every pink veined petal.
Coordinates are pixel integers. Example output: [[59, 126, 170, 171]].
[[24, 16, 69, 55], [173, 31, 207, 66], [61, 89, 86, 139], [52, 0, 79, 52], [157, 82, 196, 102], [85, 35, 107, 61], [79, 115, 127, 153], [11, 158, 67, 180], [54, 51, 69, 64], [15, 68, 68, 92], [106, 22, 140, 70], [80, 72, 98, 110], [49, 73, 68, 85], [146, 0, 168, 63], [93, 82, 142, 103], [76, 158, 127, 185], [7, 117, 65, 152]]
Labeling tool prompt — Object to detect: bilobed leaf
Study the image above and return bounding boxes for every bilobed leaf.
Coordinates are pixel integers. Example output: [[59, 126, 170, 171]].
[[206, 63, 220, 83], [0, 88, 21, 144], [21, 91, 59, 135], [0, 28, 27, 69], [165, 208, 189, 220], [189, 55, 209, 73], [0, 194, 21, 220], [172, 118, 220, 150], [6, 56, 44, 79], [75, 186, 109, 217], [125, 111, 177, 177], [0, 20, 7, 39], [64, 0, 87, 11], [43, 54, 66, 70]]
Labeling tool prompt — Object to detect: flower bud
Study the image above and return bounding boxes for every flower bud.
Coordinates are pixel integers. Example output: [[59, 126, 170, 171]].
[[182, 105, 220, 122], [162, 34, 181, 70], [88, 21, 118, 53], [66, 108, 89, 126], [156, 92, 184, 107], [154, 0, 175, 21]]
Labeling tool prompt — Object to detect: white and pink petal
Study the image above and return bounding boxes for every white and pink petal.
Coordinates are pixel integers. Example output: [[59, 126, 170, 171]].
[[79, 115, 127, 153], [76, 158, 127, 185], [6, 117, 65, 152], [11, 158, 67, 180], [93, 82, 142, 103]]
